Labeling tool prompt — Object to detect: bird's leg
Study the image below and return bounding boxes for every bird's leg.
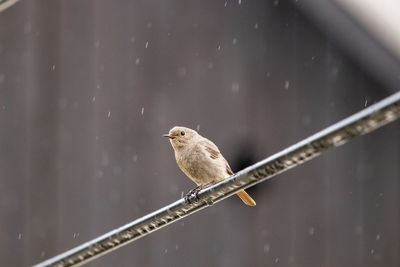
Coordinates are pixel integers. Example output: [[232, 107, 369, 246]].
[[187, 186, 200, 196], [184, 181, 216, 203], [194, 182, 216, 199], [184, 185, 200, 204], [183, 194, 191, 204]]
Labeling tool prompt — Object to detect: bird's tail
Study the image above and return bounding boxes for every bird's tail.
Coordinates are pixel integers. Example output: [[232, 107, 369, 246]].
[[236, 189, 256, 206]]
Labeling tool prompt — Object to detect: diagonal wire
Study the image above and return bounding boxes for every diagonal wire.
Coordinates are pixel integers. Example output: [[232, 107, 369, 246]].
[[33, 91, 400, 267]]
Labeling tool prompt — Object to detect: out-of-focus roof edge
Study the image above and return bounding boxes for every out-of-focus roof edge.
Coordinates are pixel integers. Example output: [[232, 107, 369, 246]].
[[293, 0, 400, 93], [0, 0, 19, 13]]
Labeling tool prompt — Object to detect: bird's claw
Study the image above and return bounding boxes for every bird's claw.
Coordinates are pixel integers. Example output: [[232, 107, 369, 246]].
[[184, 186, 201, 204], [184, 192, 193, 204], [184, 183, 215, 204]]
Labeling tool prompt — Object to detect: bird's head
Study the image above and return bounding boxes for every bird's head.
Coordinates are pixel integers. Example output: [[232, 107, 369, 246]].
[[163, 126, 199, 150]]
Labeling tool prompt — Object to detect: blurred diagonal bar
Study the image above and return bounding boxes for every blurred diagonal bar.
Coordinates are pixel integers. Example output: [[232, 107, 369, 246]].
[[33, 91, 400, 267], [0, 0, 19, 12]]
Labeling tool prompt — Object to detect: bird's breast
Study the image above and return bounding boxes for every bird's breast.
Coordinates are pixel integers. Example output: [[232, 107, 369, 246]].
[[175, 146, 223, 185]]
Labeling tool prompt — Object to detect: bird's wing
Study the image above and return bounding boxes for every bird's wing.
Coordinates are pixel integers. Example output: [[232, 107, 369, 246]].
[[224, 161, 234, 176], [204, 145, 219, 159], [201, 139, 220, 159], [201, 139, 234, 176]]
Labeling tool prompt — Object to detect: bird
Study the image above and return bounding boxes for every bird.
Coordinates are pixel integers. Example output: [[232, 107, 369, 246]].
[[163, 126, 256, 206]]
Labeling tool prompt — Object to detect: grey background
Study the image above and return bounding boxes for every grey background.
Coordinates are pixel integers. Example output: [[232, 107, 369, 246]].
[[0, 0, 399, 266]]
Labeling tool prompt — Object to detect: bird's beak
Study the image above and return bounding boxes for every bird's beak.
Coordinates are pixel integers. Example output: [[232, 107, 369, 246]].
[[163, 134, 174, 139]]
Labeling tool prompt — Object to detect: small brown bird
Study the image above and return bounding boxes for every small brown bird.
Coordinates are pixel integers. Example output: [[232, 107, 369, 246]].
[[164, 126, 256, 206]]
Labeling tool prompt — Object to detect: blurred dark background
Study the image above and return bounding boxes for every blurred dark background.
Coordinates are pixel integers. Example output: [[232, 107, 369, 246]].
[[0, 0, 399, 266]]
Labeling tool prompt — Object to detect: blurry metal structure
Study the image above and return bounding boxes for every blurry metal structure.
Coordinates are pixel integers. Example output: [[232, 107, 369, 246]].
[[336, 0, 400, 60], [34, 91, 400, 267], [0, 0, 19, 12], [297, 0, 400, 92]]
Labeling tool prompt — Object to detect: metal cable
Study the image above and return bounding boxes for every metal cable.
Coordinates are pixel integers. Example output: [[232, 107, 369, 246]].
[[33, 91, 400, 267]]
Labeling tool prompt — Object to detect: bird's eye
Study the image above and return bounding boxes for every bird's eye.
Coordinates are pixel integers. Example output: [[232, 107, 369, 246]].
[[180, 131, 185, 136]]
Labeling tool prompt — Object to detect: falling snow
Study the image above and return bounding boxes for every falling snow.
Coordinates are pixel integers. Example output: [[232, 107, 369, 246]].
[[141, 107, 144, 115], [308, 227, 315, 236], [101, 151, 109, 167], [232, 82, 240, 93], [177, 67, 187, 77], [196, 124, 201, 131], [284, 80, 290, 89], [107, 111, 111, 118], [145, 41, 149, 48], [263, 243, 270, 253], [232, 38, 238, 45], [135, 58, 140, 65]]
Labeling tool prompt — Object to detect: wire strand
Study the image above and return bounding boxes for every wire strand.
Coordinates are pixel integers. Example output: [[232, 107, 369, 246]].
[[33, 91, 400, 267]]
